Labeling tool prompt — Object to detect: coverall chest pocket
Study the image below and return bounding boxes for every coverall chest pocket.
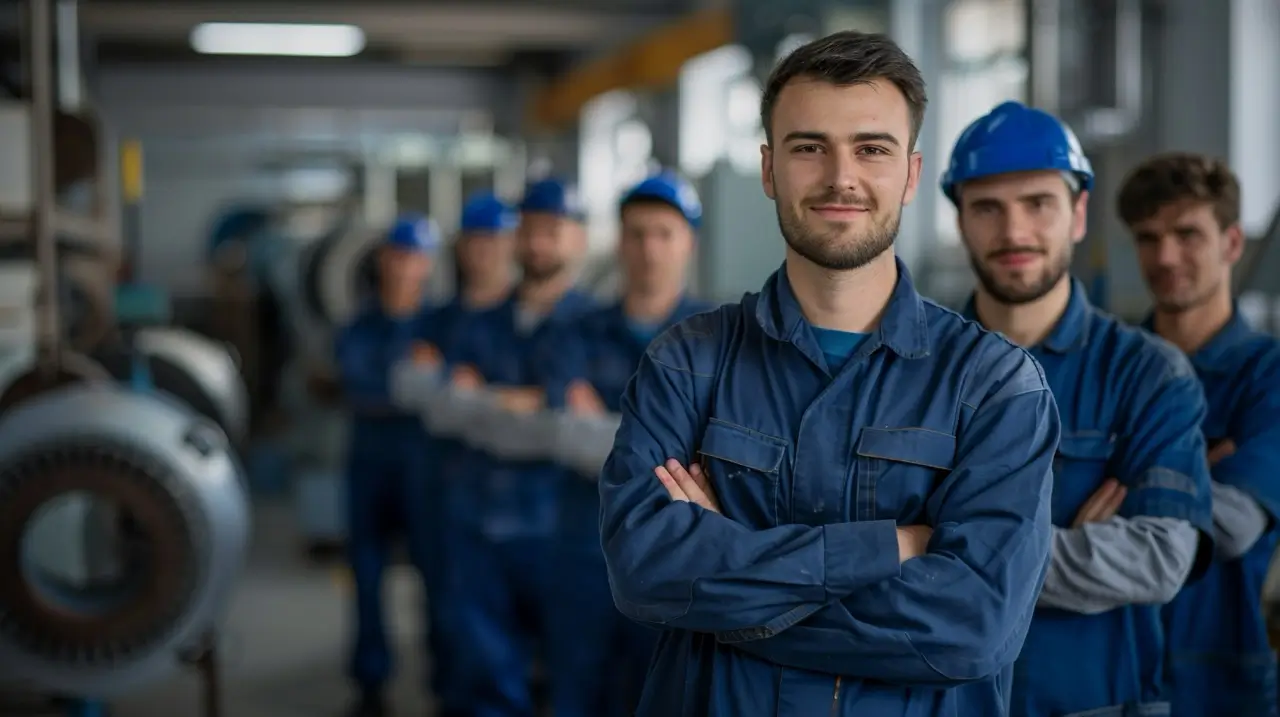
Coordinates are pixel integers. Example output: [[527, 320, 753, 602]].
[[855, 427, 956, 522], [697, 419, 787, 528], [1051, 433, 1117, 527]]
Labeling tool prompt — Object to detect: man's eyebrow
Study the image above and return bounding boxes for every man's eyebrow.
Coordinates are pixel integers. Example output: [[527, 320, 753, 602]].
[[780, 130, 902, 148], [851, 131, 901, 147]]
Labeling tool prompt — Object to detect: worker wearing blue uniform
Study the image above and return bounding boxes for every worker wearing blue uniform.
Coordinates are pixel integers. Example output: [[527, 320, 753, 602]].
[[1117, 153, 1280, 717], [334, 214, 441, 717], [403, 192, 519, 712], [421, 192, 521, 357], [539, 171, 713, 717], [944, 103, 1216, 717], [600, 32, 1058, 717], [434, 177, 595, 716]]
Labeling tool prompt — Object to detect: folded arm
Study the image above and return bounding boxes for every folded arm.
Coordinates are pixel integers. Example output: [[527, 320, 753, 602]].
[[1205, 362, 1280, 556], [554, 412, 623, 478], [1038, 516, 1199, 613], [1211, 481, 1270, 560], [729, 351, 1059, 686], [601, 335, 904, 636]]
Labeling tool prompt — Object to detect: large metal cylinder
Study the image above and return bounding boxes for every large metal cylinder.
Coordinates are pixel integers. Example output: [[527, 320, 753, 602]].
[[307, 222, 380, 328], [95, 328, 251, 446], [0, 383, 250, 698]]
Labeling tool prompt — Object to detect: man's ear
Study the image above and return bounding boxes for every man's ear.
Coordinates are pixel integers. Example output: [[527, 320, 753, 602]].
[[1224, 222, 1245, 264], [761, 144, 775, 200]]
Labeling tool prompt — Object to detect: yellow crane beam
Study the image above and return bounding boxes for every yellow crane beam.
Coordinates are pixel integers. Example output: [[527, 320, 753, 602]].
[[528, 8, 734, 131]]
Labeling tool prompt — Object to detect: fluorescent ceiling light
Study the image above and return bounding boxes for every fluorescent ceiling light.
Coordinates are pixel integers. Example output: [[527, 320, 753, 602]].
[[191, 23, 366, 57]]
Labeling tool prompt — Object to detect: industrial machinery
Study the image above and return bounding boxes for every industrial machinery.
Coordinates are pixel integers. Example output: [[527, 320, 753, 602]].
[[95, 328, 251, 448], [0, 2, 252, 715], [0, 384, 250, 700]]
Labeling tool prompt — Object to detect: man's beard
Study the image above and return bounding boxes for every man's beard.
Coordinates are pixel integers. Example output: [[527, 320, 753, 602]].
[[776, 187, 902, 271], [1151, 275, 1221, 314], [520, 259, 564, 283], [970, 246, 1072, 305]]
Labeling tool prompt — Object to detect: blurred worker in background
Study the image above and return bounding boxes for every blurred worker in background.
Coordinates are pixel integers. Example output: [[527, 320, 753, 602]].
[[599, 32, 1059, 717], [1120, 153, 1280, 717], [438, 177, 595, 716], [538, 171, 711, 717], [334, 214, 440, 717], [408, 191, 519, 714], [945, 102, 1214, 717]]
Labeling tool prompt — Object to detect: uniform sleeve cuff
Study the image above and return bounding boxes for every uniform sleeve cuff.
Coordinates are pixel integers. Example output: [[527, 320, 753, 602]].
[[823, 520, 902, 601]]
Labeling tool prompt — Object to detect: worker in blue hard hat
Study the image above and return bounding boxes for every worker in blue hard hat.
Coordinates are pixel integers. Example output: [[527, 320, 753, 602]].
[[405, 191, 520, 711], [432, 176, 596, 716], [945, 101, 1214, 717], [1118, 154, 1280, 717], [334, 213, 441, 717], [537, 170, 713, 717]]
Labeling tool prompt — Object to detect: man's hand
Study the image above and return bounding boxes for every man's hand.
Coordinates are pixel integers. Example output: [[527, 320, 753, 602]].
[[1209, 439, 1236, 466], [655, 459, 721, 514], [895, 525, 933, 563], [450, 364, 485, 389], [494, 387, 545, 414], [566, 379, 606, 416], [410, 341, 442, 367], [1071, 478, 1128, 528]]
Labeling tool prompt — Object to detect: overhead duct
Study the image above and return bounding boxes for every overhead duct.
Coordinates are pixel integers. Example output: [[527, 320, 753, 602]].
[[0, 383, 250, 698]]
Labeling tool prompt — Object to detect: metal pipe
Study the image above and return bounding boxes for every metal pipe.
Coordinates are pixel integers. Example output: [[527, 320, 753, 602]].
[[55, 0, 80, 112], [29, 0, 61, 374], [1029, 0, 1061, 114], [1115, 0, 1143, 119]]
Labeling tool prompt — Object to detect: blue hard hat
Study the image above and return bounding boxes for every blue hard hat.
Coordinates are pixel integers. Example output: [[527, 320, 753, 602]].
[[620, 171, 703, 229], [384, 213, 440, 253], [941, 101, 1094, 205], [460, 191, 518, 234], [519, 177, 585, 221]]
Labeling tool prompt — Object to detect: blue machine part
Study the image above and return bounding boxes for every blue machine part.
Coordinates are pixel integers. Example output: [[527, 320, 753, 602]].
[[113, 283, 172, 328], [206, 206, 272, 261]]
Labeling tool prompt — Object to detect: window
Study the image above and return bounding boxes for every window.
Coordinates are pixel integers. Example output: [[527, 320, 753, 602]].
[[935, 0, 1029, 244], [679, 44, 757, 178]]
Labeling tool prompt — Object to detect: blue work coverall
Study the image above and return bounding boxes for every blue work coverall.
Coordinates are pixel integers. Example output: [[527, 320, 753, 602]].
[[600, 260, 1059, 716], [1153, 311, 1280, 717], [335, 302, 436, 693], [539, 297, 712, 717], [963, 280, 1215, 717], [445, 290, 597, 716], [412, 295, 508, 705]]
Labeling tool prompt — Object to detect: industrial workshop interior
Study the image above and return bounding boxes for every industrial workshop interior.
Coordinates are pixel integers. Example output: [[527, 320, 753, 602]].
[[3, 0, 1280, 715]]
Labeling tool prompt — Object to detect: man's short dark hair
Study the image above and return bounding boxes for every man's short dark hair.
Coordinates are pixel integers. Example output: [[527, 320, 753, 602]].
[[1116, 153, 1241, 230], [759, 31, 927, 150]]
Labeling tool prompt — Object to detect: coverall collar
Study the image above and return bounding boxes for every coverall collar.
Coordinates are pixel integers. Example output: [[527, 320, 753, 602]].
[[962, 277, 1093, 354], [1142, 304, 1252, 373], [755, 256, 931, 360], [604, 294, 700, 345]]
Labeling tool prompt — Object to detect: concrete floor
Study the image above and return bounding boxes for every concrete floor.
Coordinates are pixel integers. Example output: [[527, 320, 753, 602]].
[[104, 500, 432, 717]]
